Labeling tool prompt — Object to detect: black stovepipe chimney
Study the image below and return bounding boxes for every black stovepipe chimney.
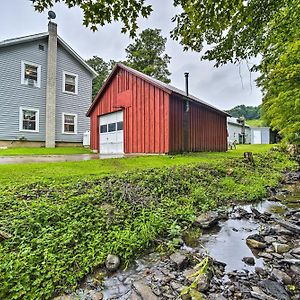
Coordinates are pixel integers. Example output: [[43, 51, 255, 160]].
[[184, 72, 189, 96]]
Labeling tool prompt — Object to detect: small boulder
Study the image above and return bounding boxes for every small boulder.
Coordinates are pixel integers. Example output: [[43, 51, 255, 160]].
[[170, 252, 188, 270], [290, 264, 300, 275], [246, 235, 267, 249], [88, 291, 103, 300], [271, 268, 292, 285], [264, 236, 277, 244], [242, 256, 255, 265], [259, 279, 290, 300], [133, 281, 158, 300], [255, 267, 268, 276], [291, 247, 300, 255], [105, 254, 121, 271], [195, 212, 219, 229], [272, 243, 290, 254]]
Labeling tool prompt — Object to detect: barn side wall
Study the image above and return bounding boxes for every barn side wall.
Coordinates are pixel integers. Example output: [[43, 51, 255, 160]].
[[89, 68, 170, 153], [169, 95, 228, 152]]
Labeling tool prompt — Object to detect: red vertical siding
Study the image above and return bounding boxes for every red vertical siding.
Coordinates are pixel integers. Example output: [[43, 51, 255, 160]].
[[89, 69, 170, 153], [169, 95, 227, 152]]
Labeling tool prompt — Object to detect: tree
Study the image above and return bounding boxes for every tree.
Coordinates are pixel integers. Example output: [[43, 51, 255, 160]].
[[31, 0, 152, 37], [171, 0, 299, 67], [86, 56, 117, 99], [258, 40, 300, 144], [125, 29, 171, 83], [226, 105, 261, 120], [86, 56, 109, 99]]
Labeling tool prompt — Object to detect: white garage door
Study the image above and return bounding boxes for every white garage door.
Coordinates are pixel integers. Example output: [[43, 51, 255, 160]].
[[99, 111, 124, 154], [253, 130, 262, 144]]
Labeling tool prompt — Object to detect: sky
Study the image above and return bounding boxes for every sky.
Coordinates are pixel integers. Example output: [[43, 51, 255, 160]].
[[0, 0, 262, 110]]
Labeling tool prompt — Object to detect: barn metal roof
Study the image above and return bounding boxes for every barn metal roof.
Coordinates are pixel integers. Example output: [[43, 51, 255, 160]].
[[0, 32, 98, 77], [87, 63, 230, 117]]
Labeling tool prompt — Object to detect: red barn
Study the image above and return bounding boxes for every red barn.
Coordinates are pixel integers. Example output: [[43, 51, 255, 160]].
[[87, 64, 229, 154]]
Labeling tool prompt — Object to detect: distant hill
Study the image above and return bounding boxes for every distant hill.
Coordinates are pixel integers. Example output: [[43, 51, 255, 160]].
[[226, 105, 261, 120]]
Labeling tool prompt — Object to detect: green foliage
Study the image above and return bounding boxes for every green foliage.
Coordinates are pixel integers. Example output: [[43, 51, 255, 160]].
[[125, 28, 171, 83], [180, 255, 209, 300], [32, 0, 153, 37], [259, 39, 300, 145], [0, 149, 296, 299], [85, 56, 117, 99], [171, 0, 296, 67], [226, 105, 261, 120]]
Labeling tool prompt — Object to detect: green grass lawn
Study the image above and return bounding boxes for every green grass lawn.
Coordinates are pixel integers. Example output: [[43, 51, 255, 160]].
[[0, 144, 273, 186], [0, 147, 92, 156], [246, 119, 265, 127]]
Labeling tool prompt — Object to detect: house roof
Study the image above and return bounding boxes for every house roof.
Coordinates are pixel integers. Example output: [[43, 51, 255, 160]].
[[227, 117, 250, 128], [87, 63, 230, 117], [0, 32, 98, 78]]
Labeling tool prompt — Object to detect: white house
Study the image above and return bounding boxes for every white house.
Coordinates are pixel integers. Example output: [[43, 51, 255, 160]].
[[227, 117, 251, 144]]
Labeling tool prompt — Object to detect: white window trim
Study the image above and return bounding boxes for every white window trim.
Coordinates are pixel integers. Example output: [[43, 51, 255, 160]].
[[19, 107, 40, 133], [21, 60, 41, 88], [62, 71, 78, 95], [62, 113, 78, 135]]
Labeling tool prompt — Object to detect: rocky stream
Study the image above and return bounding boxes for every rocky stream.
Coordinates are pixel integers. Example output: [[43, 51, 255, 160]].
[[54, 171, 300, 300]]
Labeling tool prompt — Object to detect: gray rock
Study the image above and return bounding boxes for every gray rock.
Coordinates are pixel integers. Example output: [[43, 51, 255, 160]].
[[271, 268, 292, 285], [255, 267, 268, 276], [247, 238, 267, 249], [195, 212, 219, 228], [272, 243, 290, 254], [272, 253, 284, 259], [133, 281, 158, 300], [88, 291, 103, 300], [290, 264, 300, 275], [207, 294, 227, 300], [258, 252, 273, 260], [170, 281, 186, 293], [242, 256, 255, 265], [170, 252, 188, 270], [130, 290, 142, 300], [264, 236, 277, 244], [105, 254, 121, 271], [279, 258, 300, 265], [197, 273, 210, 292], [259, 279, 290, 300], [273, 218, 300, 235], [251, 286, 277, 300], [291, 247, 300, 255]]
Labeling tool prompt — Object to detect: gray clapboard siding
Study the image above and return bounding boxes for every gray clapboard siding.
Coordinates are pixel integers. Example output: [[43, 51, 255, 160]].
[[0, 36, 93, 144], [55, 44, 91, 143], [0, 39, 48, 141]]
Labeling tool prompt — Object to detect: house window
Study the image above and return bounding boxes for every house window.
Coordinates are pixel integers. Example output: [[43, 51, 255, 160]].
[[62, 113, 77, 134], [63, 71, 78, 94], [21, 61, 41, 88], [19, 107, 39, 132]]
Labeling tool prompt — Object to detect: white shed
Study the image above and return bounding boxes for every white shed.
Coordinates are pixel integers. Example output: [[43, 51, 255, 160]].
[[251, 127, 270, 144]]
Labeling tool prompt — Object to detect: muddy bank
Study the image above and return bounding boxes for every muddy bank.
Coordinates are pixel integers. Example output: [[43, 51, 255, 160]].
[[54, 171, 300, 300]]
